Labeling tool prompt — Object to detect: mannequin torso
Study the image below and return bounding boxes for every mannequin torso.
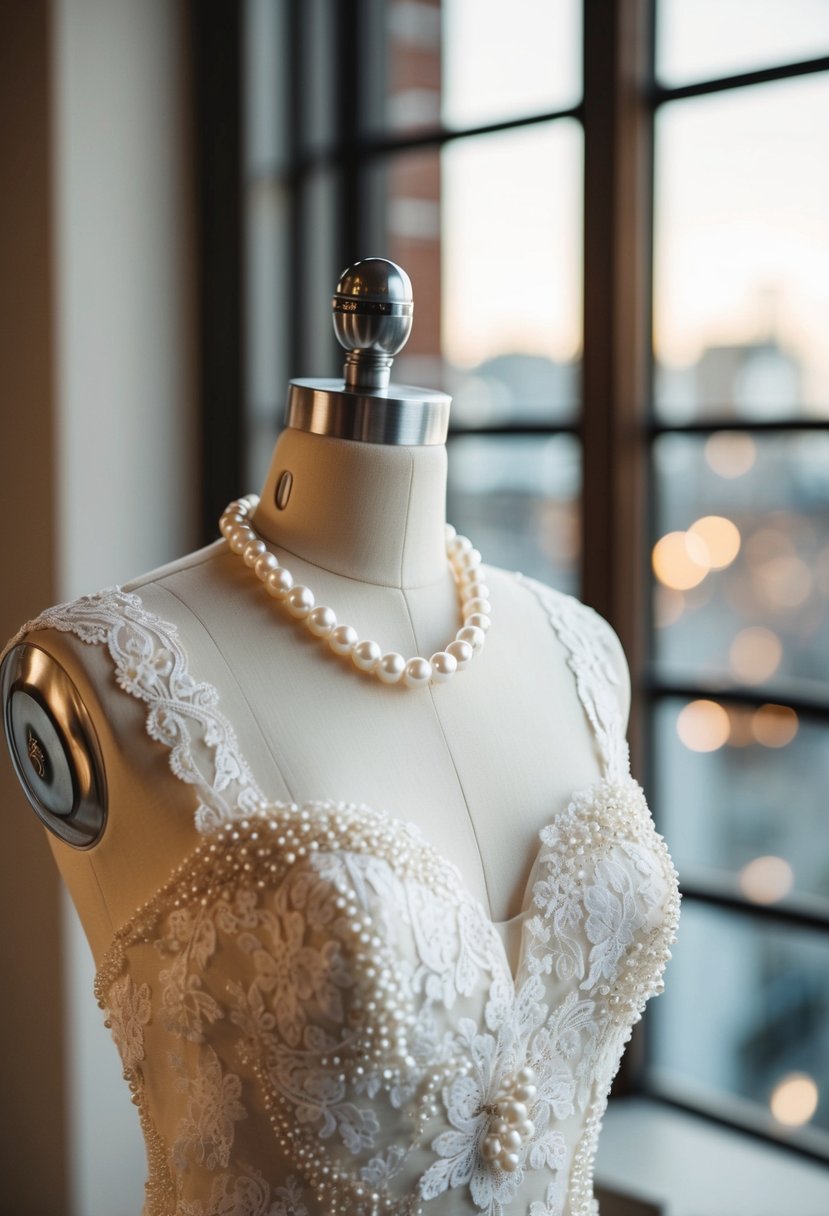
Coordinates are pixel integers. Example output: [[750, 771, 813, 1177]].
[[2, 262, 678, 1216]]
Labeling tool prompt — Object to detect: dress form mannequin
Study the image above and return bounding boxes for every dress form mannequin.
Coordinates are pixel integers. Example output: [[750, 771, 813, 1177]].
[[1, 261, 677, 1216], [2, 258, 628, 962]]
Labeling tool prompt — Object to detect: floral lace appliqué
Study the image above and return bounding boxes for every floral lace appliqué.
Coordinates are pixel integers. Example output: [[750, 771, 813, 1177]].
[[172, 1045, 247, 1172], [5, 587, 267, 830], [107, 973, 151, 1070]]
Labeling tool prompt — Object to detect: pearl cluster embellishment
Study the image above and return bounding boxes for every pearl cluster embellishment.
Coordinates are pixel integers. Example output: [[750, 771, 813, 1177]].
[[480, 1065, 538, 1173], [219, 495, 491, 688]]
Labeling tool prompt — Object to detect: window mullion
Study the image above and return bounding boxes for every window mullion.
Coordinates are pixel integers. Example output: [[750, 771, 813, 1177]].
[[582, 0, 655, 782]]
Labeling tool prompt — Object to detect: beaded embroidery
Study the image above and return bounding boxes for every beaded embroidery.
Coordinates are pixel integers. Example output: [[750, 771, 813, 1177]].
[[6, 575, 681, 1216]]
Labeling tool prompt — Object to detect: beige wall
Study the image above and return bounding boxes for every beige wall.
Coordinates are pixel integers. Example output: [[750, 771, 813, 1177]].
[[0, 1, 196, 1211]]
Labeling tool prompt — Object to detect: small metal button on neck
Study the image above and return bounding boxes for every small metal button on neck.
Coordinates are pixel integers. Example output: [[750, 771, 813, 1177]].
[[284, 257, 451, 446], [275, 470, 293, 510]]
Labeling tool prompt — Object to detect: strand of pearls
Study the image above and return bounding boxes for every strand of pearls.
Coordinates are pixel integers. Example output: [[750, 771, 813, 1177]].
[[219, 495, 491, 688]]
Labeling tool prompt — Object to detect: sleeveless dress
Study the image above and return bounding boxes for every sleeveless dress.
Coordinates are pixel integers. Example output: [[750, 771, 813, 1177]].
[[6, 571, 680, 1216]]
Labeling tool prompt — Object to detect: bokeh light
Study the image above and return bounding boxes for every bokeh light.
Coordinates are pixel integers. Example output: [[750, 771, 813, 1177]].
[[729, 626, 783, 683], [770, 1074, 819, 1127], [753, 553, 813, 609], [676, 699, 731, 751], [687, 514, 741, 569], [752, 703, 799, 748], [739, 855, 794, 904], [704, 431, 757, 478], [652, 529, 709, 590]]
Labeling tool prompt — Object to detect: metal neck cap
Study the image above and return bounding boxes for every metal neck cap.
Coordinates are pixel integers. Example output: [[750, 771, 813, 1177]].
[[284, 257, 451, 446]]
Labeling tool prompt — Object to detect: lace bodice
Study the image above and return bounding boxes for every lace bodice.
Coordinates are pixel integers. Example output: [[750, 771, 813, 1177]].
[[5, 572, 680, 1216]]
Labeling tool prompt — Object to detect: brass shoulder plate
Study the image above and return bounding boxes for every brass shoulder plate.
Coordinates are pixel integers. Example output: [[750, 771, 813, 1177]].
[[1, 643, 107, 847]]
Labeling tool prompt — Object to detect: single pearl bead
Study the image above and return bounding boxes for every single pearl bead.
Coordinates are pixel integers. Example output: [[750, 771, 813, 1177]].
[[514, 1082, 536, 1101], [229, 526, 253, 554], [444, 523, 457, 542], [504, 1128, 522, 1150], [448, 535, 472, 558], [462, 580, 490, 603], [463, 597, 491, 617], [502, 1152, 521, 1173], [285, 585, 314, 617], [466, 612, 491, 634], [329, 624, 358, 655], [376, 653, 406, 684], [457, 547, 482, 572], [307, 605, 337, 637], [221, 512, 243, 536], [446, 639, 473, 669], [481, 1135, 500, 1160], [404, 657, 432, 688], [254, 552, 279, 580], [429, 652, 457, 683], [518, 1118, 535, 1138], [505, 1101, 528, 1123], [457, 625, 485, 652], [266, 568, 294, 598], [517, 1066, 536, 1084], [352, 640, 382, 672], [243, 538, 267, 566]]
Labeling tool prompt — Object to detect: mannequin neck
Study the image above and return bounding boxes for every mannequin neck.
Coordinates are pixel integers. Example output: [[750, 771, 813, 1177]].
[[252, 428, 449, 588]]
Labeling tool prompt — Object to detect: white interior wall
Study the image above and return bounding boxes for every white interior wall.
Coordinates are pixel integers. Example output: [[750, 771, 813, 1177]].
[[52, 1, 196, 1211]]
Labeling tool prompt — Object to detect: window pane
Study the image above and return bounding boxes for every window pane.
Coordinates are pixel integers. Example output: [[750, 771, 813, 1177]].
[[367, 122, 583, 427], [444, 123, 581, 428], [363, 0, 581, 136], [651, 902, 829, 1144], [654, 76, 829, 422], [245, 179, 289, 486], [244, 0, 288, 175], [655, 696, 829, 908], [447, 434, 580, 594], [442, 0, 581, 129], [300, 0, 337, 155], [300, 168, 340, 377], [652, 432, 829, 695], [657, 0, 829, 87], [443, 123, 582, 426]]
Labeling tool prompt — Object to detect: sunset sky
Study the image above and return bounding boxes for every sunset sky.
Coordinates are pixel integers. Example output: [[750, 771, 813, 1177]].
[[440, 0, 829, 411]]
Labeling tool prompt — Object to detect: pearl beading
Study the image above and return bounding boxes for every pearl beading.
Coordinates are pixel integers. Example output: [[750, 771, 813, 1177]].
[[535, 776, 681, 1031], [94, 801, 473, 1216], [219, 495, 491, 687]]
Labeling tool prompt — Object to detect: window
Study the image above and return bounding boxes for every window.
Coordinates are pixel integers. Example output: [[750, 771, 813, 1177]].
[[647, 0, 829, 1157], [222, 0, 829, 1163]]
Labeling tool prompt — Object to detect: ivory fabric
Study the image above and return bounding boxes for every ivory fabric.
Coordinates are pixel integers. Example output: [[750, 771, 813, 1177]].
[[7, 571, 680, 1216]]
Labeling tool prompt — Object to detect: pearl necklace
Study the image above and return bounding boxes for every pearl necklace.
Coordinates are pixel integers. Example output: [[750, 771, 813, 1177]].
[[219, 495, 491, 688]]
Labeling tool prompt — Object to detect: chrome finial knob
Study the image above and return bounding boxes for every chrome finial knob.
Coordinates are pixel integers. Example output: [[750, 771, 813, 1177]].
[[332, 258, 414, 391]]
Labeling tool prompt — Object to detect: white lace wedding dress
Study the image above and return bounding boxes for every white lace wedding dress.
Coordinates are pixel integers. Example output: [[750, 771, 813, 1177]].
[[5, 569, 680, 1216]]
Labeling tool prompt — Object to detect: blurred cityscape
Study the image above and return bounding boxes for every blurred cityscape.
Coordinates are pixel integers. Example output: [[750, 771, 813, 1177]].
[[440, 331, 829, 1139]]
